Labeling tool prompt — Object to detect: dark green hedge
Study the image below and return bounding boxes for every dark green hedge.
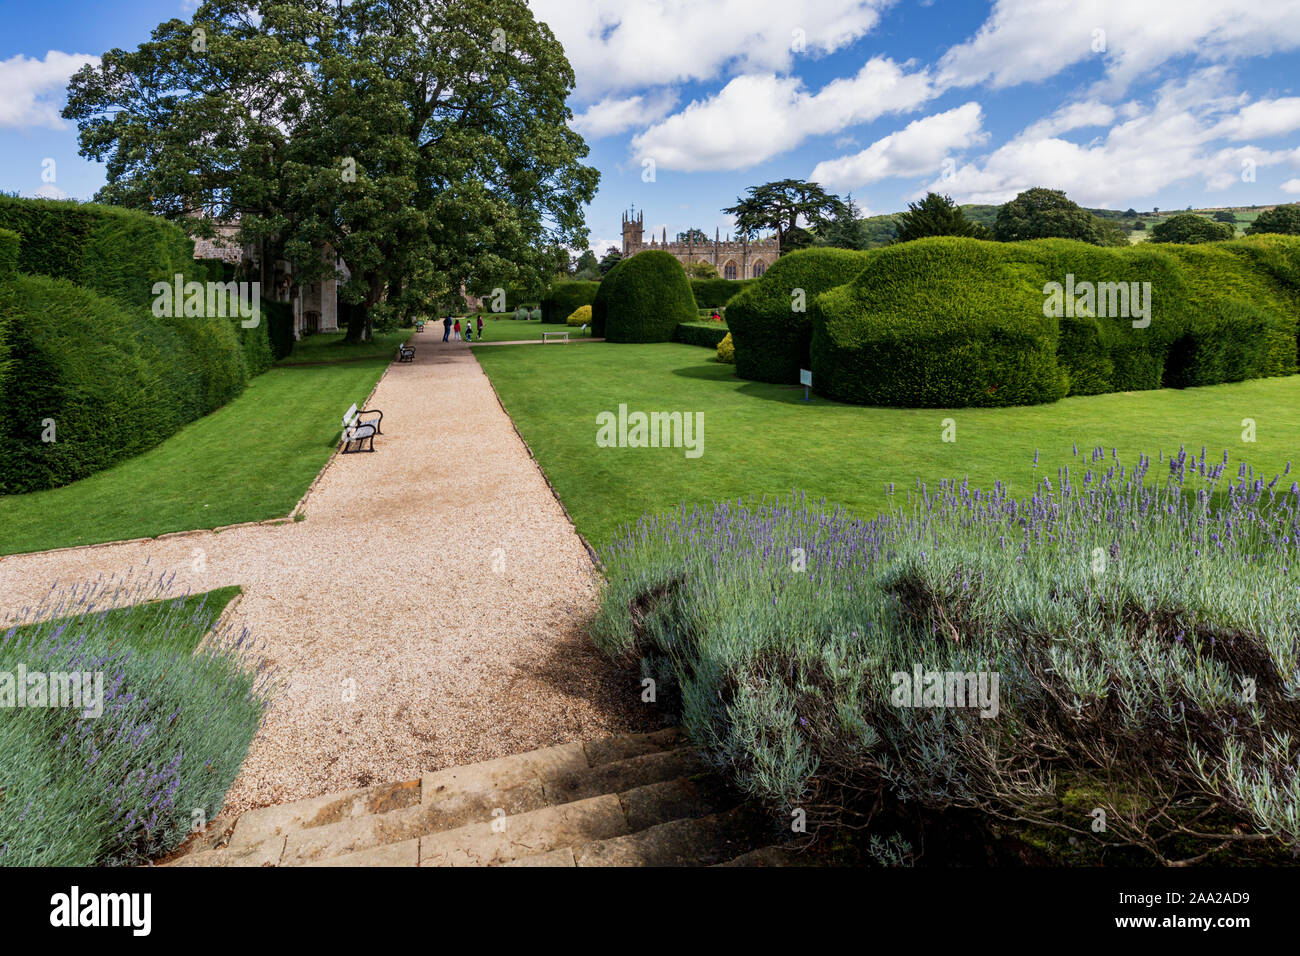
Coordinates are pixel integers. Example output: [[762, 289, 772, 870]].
[[265, 300, 296, 360], [0, 228, 18, 280], [726, 248, 874, 384], [594, 251, 698, 343], [689, 277, 756, 308], [809, 235, 1300, 407], [0, 200, 286, 491], [0, 196, 199, 310], [0, 275, 243, 493], [540, 280, 600, 324], [812, 239, 1066, 407], [674, 321, 730, 349]]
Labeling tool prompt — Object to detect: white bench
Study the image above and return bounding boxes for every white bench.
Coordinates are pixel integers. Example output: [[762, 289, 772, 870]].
[[542, 330, 570, 344], [340, 402, 383, 453]]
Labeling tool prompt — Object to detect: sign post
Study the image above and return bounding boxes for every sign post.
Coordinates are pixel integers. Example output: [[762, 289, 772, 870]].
[[799, 368, 812, 402]]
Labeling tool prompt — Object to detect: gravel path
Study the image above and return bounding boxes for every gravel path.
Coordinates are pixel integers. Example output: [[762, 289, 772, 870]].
[[0, 329, 653, 814]]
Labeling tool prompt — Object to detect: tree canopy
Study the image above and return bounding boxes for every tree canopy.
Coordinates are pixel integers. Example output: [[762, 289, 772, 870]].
[[1247, 205, 1300, 236], [892, 193, 992, 243], [1149, 214, 1235, 244], [993, 188, 1122, 245], [723, 178, 844, 253], [63, 0, 598, 338]]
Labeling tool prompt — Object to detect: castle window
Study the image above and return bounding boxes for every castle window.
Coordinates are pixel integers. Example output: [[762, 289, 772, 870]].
[[724, 261, 737, 280], [752, 261, 766, 277]]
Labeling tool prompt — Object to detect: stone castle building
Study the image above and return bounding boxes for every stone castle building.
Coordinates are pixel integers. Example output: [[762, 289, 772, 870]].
[[621, 209, 780, 279]]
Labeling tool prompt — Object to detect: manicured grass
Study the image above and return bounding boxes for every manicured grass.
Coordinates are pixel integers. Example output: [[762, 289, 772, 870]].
[[0, 359, 392, 555], [464, 316, 582, 342], [475, 341, 1300, 548], [7, 586, 242, 655], [276, 330, 411, 365]]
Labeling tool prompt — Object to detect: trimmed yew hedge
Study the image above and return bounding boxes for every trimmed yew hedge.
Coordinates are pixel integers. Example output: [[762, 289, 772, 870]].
[[540, 280, 600, 324], [593, 251, 698, 343], [808, 235, 1300, 408], [674, 321, 730, 349], [725, 248, 874, 384], [0, 200, 275, 492], [689, 277, 755, 309]]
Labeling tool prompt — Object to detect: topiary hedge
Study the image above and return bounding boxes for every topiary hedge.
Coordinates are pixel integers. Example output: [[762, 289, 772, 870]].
[[0, 199, 278, 490], [566, 304, 592, 327], [674, 321, 730, 349], [593, 251, 698, 343], [689, 277, 756, 309], [0, 275, 230, 493], [0, 227, 18, 280], [541, 280, 600, 324], [0, 196, 199, 309], [808, 235, 1300, 407], [725, 248, 874, 384], [812, 239, 1067, 407]]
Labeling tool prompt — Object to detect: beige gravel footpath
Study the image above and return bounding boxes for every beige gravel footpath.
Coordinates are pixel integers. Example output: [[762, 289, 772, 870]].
[[0, 330, 652, 814]]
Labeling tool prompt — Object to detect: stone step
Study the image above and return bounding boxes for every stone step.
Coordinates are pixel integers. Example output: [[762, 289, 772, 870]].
[[571, 805, 770, 867], [715, 845, 809, 867], [171, 728, 682, 864], [279, 746, 705, 866], [160, 728, 798, 867]]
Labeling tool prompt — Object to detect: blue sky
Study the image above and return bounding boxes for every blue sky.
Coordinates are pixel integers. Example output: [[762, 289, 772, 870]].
[[3, 0, 1300, 256]]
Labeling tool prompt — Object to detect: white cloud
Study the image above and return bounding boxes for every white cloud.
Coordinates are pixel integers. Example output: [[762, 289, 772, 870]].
[[937, 0, 1300, 94], [0, 51, 99, 129], [29, 184, 69, 200], [810, 102, 986, 191], [1280, 179, 1300, 194], [571, 91, 679, 139], [1020, 100, 1116, 140], [629, 58, 935, 172], [530, 0, 895, 102], [915, 73, 1300, 206], [1211, 97, 1300, 140]]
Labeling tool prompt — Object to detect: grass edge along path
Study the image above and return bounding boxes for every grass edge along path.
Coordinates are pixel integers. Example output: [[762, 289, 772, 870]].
[[0, 358, 392, 556], [474, 341, 1300, 550]]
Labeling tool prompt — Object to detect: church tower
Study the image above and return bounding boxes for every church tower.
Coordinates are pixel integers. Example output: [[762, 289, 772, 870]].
[[621, 209, 644, 256]]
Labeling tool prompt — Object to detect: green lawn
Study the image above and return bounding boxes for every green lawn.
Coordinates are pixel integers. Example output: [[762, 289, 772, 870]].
[[275, 330, 412, 365], [7, 586, 242, 655], [475, 341, 1300, 549], [462, 316, 584, 342], [0, 359, 392, 555]]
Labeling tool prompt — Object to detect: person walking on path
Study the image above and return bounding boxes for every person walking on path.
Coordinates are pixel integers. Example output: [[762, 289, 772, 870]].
[[453, 318, 462, 342], [442, 315, 452, 342], [476, 314, 484, 342]]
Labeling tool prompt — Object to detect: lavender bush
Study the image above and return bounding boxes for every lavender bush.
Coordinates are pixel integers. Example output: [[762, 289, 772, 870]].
[[594, 448, 1300, 863], [0, 573, 270, 866]]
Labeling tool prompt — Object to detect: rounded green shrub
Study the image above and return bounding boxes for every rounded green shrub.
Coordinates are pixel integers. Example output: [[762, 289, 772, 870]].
[[594, 251, 698, 344], [811, 238, 1068, 407], [726, 248, 875, 384], [566, 304, 592, 327], [541, 280, 599, 324]]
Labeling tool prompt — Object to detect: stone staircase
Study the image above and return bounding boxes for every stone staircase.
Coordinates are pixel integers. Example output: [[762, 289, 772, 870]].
[[163, 728, 804, 867]]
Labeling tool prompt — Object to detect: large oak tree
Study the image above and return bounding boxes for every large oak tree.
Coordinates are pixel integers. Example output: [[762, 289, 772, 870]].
[[64, 0, 598, 339]]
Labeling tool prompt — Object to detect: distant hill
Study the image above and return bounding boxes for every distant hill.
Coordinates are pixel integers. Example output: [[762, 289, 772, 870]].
[[853, 201, 1292, 247]]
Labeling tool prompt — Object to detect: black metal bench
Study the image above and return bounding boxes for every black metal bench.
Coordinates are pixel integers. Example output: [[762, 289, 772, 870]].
[[340, 403, 383, 453], [397, 343, 415, 362]]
